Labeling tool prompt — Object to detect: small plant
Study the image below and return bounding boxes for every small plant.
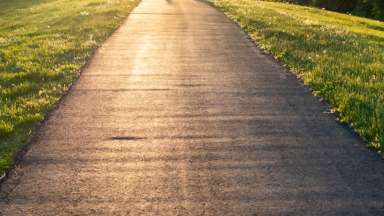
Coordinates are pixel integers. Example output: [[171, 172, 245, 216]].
[[0, 120, 14, 137]]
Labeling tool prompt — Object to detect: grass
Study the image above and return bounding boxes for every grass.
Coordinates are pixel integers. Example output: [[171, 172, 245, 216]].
[[211, 0, 384, 154], [0, 0, 140, 175]]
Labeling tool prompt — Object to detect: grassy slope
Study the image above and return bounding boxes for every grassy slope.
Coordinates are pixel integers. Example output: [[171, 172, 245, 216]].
[[212, 0, 384, 153], [0, 0, 140, 175]]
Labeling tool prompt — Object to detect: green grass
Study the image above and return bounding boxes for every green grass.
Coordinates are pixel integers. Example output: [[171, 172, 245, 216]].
[[0, 0, 140, 175], [211, 0, 384, 153]]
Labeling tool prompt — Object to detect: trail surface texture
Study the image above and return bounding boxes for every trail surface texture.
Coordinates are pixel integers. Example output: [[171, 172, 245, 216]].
[[1, 0, 384, 215]]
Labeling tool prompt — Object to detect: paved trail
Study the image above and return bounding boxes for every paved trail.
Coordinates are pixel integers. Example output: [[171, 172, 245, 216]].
[[1, 0, 384, 215]]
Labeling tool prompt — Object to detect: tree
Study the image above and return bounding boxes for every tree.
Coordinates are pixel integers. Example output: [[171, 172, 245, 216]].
[[372, 0, 384, 20], [270, 0, 384, 21]]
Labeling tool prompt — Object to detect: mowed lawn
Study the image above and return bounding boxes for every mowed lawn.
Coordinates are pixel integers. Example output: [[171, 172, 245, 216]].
[[212, 0, 384, 153], [0, 0, 140, 175]]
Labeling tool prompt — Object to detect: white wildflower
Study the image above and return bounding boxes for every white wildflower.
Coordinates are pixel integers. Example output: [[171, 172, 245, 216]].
[[80, 11, 90, 16]]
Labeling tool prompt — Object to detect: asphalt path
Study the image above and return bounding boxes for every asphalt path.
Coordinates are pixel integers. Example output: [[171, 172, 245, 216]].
[[1, 0, 384, 215]]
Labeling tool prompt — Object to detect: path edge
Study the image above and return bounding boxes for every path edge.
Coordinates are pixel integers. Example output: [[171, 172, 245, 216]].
[[0, 1, 142, 188], [201, 0, 383, 160]]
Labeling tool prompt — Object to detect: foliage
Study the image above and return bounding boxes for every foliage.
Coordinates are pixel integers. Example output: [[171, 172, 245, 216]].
[[212, 0, 384, 152], [265, 0, 384, 20], [0, 0, 140, 175]]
